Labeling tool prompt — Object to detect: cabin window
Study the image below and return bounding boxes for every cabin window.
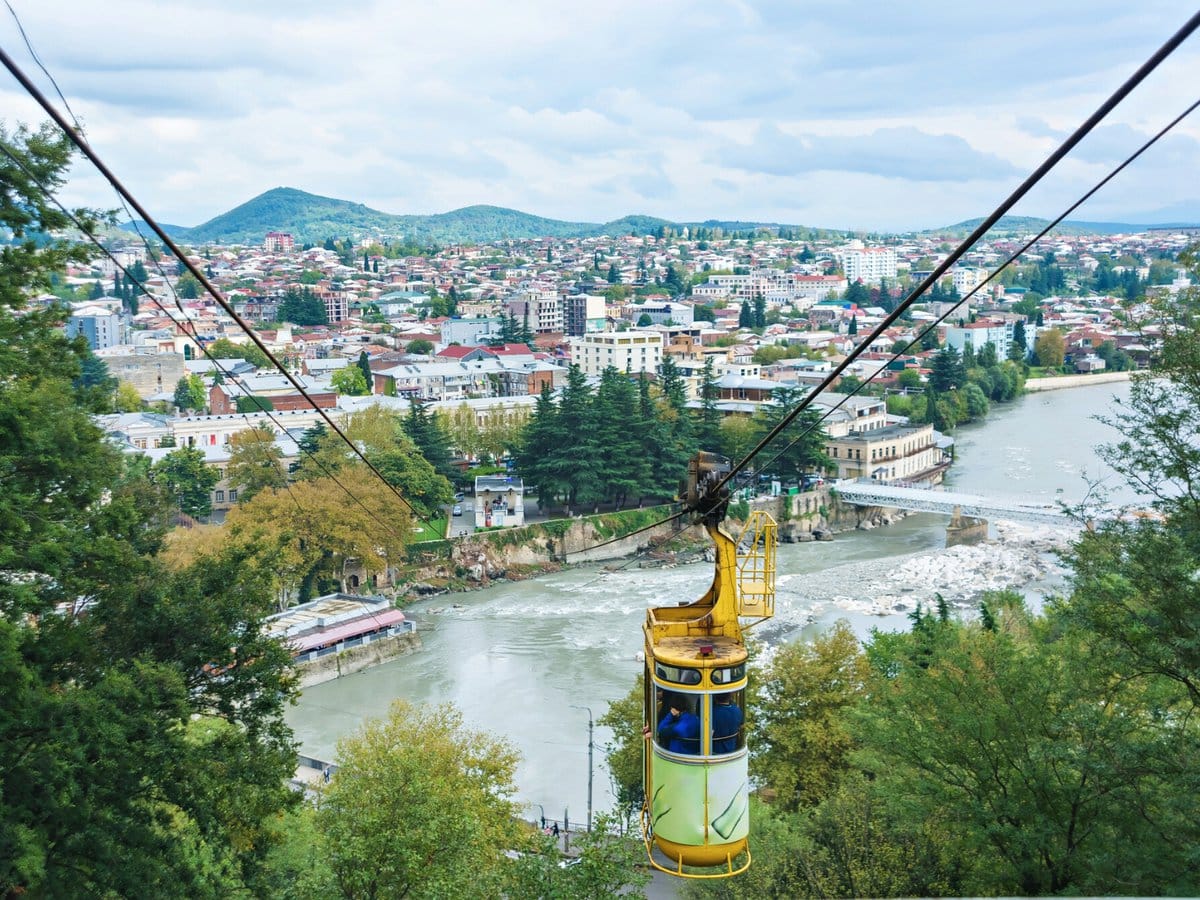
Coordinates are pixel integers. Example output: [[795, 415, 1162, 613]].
[[710, 690, 746, 754], [711, 663, 746, 685], [655, 662, 701, 685]]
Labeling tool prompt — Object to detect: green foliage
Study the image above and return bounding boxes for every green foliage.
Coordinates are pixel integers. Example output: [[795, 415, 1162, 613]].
[[598, 675, 645, 830], [151, 445, 220, 518], [277, 287, 327, 326], [330, 364, 368, 395], [226, 423, 287, 502], [406, 337, 434, 355], [315, 701, 522, 899], [236, 395, 275, 413], [751, 622, 869, 811], [0, 125, 299, 897], [205, 336, 270, 369], [173, 373, 207, 411], [753, 386, 831, 481]]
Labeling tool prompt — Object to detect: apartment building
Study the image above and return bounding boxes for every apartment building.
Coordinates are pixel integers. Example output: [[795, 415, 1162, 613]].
[[837, 245, 897, 285], [573, 330, 664, 377]]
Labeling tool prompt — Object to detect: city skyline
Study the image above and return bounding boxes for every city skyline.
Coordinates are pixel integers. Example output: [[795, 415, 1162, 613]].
[[2, 1, 1199, 232]]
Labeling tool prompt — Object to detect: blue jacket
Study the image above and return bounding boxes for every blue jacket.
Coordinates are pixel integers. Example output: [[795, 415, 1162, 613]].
[[658, 710, 701, 754]]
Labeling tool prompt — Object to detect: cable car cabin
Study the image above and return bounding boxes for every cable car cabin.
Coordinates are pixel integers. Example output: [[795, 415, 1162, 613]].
[[642, 453, 776, 878]]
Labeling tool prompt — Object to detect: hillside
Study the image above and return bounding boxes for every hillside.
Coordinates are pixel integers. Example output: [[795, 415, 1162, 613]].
[[168, 187, 811, 246], [155, 188, 1192, 248], [925, 215, 1152, 238]]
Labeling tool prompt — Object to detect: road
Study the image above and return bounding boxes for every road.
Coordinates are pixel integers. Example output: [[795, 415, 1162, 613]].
[[447, 498, 474, 537]]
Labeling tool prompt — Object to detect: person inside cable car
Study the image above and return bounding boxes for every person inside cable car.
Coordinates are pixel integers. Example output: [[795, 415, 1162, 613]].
[[657, 692, 700, 754], [711, 691, 744, 754]]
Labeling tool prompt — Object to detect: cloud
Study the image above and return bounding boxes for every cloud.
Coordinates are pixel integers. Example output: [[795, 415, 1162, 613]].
[[717, 124, 1022, 182], [3, 0, 1197, 228]]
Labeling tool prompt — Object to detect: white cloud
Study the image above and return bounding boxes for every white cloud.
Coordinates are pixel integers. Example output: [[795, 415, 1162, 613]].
[[2, 0, 1197, 230]]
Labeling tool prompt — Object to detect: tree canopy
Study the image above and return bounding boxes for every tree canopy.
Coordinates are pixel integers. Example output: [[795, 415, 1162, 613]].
[[1, 121, 298, 897]]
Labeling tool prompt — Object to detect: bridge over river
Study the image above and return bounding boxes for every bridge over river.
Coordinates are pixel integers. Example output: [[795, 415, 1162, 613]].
[[834, 479, 1077, 526]]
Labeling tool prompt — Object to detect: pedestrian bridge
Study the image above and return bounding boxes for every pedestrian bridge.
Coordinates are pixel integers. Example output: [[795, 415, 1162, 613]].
[[833, 479, 1075, 526]]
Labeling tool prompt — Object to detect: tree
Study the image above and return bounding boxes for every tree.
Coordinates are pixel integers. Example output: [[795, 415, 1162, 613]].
[[695, 355, 723, 453], [173, 374, 206, 411], [598, 675, 645, 830], [151, 445, 220, 519], [355, 350, 373, 391], [331, 365, 368, 396], [751, 621, 869, 811], [226, 423, 287, 502], [738, 300, 753, 329], [74, 348, 118, 411], [844, 280, 870, 307], [278, 287, 328, 326], [754, 386, 831, 481], [177, 271, 201, 299], [753, 293, 767, 329], [406, 338, 434, 355], [606, 262, 621, 284], [853, 596, 1197, 894], [315, 701, 522, 900], [225, 465, 411, 603], [206, 336, 270, 369], [928, 347, 966, 392], [1034, 329, 1065, 368], [637, 313, 653, 327], [114, 380, 144, 412], [403, 401, 458, 484]]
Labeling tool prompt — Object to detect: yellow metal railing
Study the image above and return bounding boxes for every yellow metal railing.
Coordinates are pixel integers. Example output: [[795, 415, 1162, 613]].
[[735, 510, 776, 621]]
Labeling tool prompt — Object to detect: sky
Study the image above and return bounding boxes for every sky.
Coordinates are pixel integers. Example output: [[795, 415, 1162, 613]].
[[2, 1, 1199, 232]]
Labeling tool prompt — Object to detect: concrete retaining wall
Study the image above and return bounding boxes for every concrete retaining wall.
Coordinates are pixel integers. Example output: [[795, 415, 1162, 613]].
[[1024, 371, 1131, 392], [295, 630, 422, 689]]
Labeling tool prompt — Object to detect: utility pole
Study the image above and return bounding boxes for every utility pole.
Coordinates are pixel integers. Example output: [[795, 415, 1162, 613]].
[[572, 705, 594, 832]]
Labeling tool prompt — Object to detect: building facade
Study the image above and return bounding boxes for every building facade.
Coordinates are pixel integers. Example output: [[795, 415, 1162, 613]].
[[573, 330, 664, 377]]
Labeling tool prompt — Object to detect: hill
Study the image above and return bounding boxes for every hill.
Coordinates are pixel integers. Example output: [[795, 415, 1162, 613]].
[[924, 215, 1159, 238], [170, 188, 819, 246]]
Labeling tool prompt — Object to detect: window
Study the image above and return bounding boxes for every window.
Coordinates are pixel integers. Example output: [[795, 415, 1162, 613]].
[[215, 490, 225, 502], [655, 662, 701, 685], [710, 690, 746, 754], [229, 490, 238, 502]]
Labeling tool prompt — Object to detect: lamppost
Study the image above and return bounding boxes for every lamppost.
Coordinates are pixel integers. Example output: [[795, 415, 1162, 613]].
[[571, 705, 594, 833]]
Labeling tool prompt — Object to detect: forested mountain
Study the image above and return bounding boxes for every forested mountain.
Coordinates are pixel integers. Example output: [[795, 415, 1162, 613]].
[[147, 187, 1192, 248], [164, 187, 802, 246], [926, 215, 1154, 237]]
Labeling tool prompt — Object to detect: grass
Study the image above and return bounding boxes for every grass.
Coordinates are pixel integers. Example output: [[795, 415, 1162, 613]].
[[411, 514, 449, 539]]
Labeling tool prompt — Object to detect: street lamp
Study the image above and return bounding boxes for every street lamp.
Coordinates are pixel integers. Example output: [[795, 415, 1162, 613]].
[[571, 705, 594, 833]]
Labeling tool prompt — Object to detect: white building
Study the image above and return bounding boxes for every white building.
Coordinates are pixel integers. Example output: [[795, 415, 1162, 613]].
[[573, 330, 664, 377], [943, 321, 1013, 359], [838, 246, 897, 285]]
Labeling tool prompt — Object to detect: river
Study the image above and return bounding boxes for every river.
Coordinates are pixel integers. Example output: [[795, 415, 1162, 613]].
[[286, 379, 1134, 827]]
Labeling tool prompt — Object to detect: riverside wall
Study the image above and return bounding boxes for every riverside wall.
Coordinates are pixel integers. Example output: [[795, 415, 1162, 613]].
[[295, 630, 422, 688], [1024, 371, 1132, 392]]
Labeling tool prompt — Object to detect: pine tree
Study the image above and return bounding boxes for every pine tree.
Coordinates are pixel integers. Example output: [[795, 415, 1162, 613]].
[[356, 351, 373, 394], [695, 355, 723, 453], [403, 402, 457, 483]]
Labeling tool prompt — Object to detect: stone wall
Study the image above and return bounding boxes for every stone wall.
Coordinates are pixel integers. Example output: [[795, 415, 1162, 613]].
[[295, 630, 422, 689]]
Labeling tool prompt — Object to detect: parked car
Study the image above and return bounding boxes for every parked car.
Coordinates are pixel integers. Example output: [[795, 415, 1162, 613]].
[[452, 505, 463, 516]]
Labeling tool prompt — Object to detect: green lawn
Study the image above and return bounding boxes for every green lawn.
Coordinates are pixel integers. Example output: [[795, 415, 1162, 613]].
[[411, 514, 448, 540]]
